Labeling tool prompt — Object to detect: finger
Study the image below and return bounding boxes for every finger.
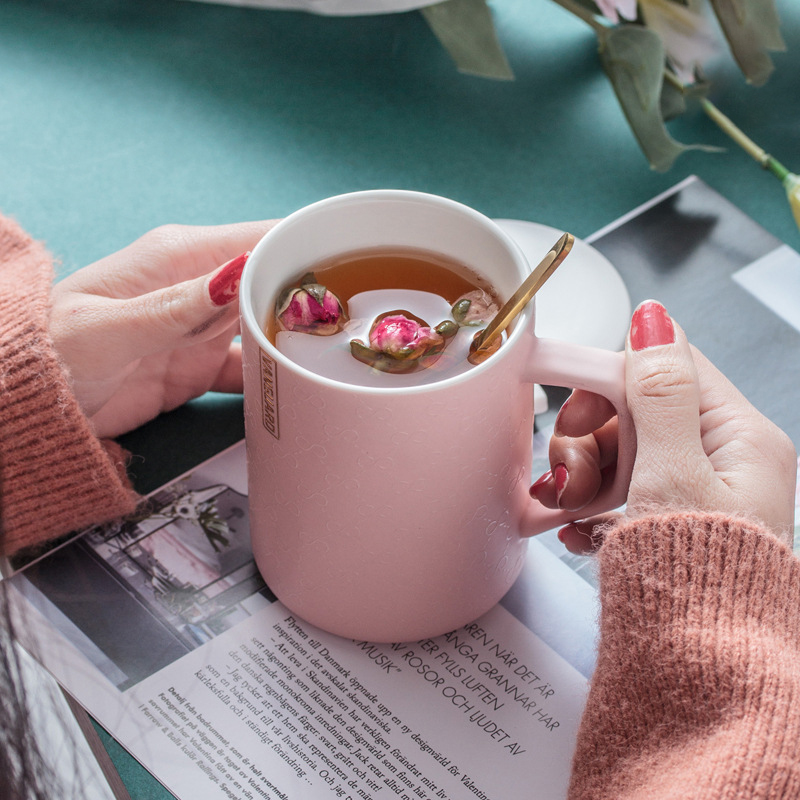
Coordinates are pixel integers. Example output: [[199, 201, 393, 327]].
[[529, 438, 602, 511], [554, 431, 622, 513], [550, 434, 602, 511], [209, 342, 244, 394], [61, 220, 277, 298], [529, 469, 558, 508], [97, 252, 250, 366], [554, 390, 616, 438], [626, 300, 713, 500], [557, 512, 623, 555], [531, 418, 619, 510], [692, 344, 797, 541]]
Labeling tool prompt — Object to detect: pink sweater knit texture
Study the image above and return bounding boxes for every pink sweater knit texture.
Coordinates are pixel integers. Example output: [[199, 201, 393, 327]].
[[0, 215, 137, 554], [569, 513, 800, 799], [2, 214, 799, 796]]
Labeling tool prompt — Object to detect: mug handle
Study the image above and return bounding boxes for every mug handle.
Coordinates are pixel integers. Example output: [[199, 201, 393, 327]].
[[520, 337, 636, 537]]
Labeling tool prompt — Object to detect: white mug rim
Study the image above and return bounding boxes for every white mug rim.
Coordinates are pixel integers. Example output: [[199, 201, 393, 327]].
[[239, 189, 535, 396]]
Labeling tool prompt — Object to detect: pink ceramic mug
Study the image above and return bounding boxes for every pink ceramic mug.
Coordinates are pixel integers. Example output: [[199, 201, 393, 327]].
[[240, 191, 634, 642]]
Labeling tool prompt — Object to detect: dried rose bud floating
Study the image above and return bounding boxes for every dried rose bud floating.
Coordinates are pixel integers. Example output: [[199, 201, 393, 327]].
[[451, 289, 499, 326], [275, 272, 347, 336], [350, 311, 458, 374]]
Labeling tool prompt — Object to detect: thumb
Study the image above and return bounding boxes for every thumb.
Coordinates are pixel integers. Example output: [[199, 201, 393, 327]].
[[625, 301, 711, 504], [105, 251, 250, 362]]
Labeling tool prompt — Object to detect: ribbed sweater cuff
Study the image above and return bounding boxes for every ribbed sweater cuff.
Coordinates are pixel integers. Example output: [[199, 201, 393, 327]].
[[0, 216, 138, 555], [569, 512, 800, 800]]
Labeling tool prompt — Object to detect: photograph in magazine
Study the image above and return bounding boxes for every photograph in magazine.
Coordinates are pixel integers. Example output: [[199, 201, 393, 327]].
[[12, 446, 275, 690]]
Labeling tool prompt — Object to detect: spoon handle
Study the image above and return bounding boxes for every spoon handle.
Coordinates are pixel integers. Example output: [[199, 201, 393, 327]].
[[472, 232, 574, 356]]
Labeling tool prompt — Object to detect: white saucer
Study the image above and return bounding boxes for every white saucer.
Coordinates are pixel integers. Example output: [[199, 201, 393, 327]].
[[495, 219, 632, 351]]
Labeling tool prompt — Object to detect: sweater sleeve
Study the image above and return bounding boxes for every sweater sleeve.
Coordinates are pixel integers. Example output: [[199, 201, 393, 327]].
[[0, 215, 139, 555], [568, 512, 800, 800]]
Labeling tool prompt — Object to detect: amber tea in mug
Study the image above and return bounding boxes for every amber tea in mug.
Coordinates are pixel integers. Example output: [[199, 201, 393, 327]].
[[267, 246, 504, 387]]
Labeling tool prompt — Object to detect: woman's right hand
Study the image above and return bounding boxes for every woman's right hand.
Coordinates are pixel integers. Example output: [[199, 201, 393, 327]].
[[530, 300, 797, 553], [49, 220, 277, 439]]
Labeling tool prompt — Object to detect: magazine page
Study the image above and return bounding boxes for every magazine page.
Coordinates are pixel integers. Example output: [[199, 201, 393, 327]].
[[9, 441, 590, 800]]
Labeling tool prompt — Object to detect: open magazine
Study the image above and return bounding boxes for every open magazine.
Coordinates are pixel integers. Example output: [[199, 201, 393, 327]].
[[7, 175, 800, 799], [8, 440, 593, 800]]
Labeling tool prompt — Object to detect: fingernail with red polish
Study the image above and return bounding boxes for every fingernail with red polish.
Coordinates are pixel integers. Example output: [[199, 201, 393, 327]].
[[209, 251, 249, 306], [554, 463, 569, 506], [529, 470, 552, 497], [630, 300, 675, 351]]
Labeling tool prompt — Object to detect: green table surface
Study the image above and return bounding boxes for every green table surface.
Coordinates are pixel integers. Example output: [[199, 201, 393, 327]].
[[3, 0, 799, 796]]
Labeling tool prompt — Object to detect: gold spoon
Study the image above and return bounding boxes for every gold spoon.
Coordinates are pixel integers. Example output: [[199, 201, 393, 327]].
[[468, 232, 575, 364]]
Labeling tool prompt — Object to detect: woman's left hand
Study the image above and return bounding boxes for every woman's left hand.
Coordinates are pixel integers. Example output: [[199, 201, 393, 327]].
[[50, 220, 277, 439], [530, 302, 797, 552]]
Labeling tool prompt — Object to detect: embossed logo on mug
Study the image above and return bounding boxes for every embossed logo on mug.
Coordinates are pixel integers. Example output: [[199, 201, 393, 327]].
[[260, 349, 280, 439]]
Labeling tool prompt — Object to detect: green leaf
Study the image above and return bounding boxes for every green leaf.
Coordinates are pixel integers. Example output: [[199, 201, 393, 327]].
[[599, 25, 712, 171], [660, 70, 709, 121], [708, 0, 785, 86], [659, 76, 686, 120], [421, 0, 513, 80]]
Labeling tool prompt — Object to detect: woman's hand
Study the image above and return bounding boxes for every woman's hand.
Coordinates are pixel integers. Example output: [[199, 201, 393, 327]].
[[530, 301, 797, 552], [49, 220, 277, 439]]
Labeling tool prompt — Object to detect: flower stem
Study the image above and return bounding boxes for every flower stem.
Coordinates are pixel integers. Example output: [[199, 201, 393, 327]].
[[700, 98, 790, 182], [556, 1, 795, 195]]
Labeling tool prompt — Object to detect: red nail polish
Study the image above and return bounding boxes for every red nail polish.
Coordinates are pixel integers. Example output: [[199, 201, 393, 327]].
[[529, 470, 552, 497], [629, 301, 675, 351], [209, 251, 249, 306], [554, 463, 568, 505]]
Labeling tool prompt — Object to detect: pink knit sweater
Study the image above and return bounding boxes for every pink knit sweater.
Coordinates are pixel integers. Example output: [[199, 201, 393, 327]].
[[2, 215, 799, 796], [0, 215, 137, 554], [569, 513, 800, 799]]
